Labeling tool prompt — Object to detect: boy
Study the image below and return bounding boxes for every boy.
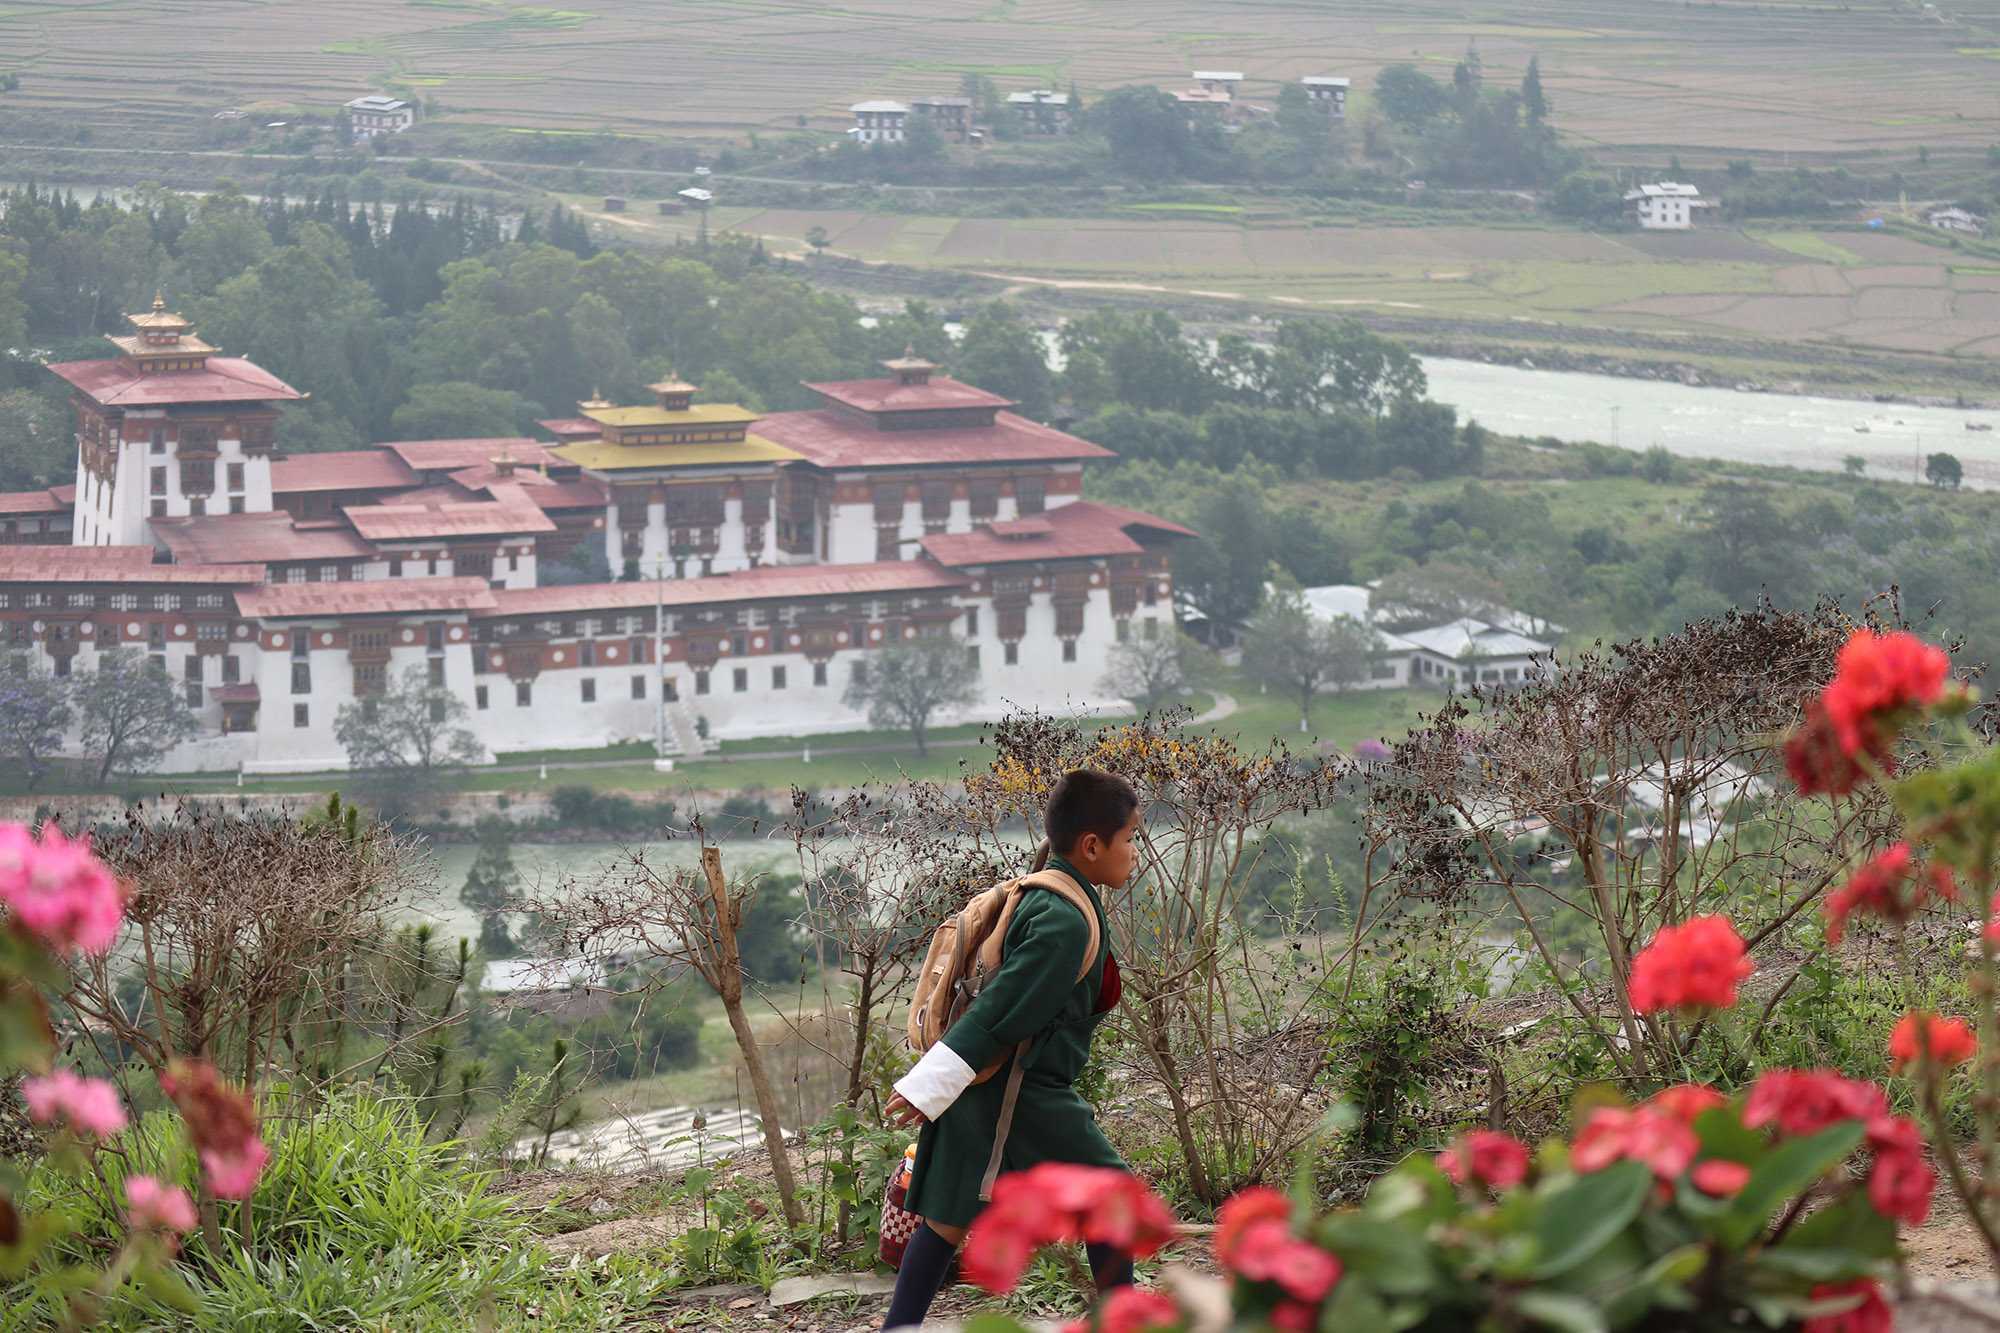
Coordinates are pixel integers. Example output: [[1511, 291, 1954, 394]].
[[880, 768, 1142, 1331]]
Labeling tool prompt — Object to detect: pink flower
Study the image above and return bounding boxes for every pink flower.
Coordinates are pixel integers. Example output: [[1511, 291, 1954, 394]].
[[1571, 1106, 1697, 1181], [0, 822, 124, 954], [1646, 1084, 1726, 1125], [1212, 1186, 1293, 1268], [1626, 915, 1754, 1015], [1743, 1070, 1887, 1138], [1868, 1150, 1935, 1227], [1436, 1129, 1530, 1190], [21, 1070, 127, 1138], [1867, 1113, 1924, 1158], [1230, 1218, 1342, 1303], [1804, 1278, 1892, 1333], [124, 1175, 197, 1234], [1094, 1286, 1181, 1333], [158, 1060, 268, 1201], [1692, 1160, 1751, 1197], [1079, 1171, 1179, 1258], [1270, 1302, 1317, 1332]]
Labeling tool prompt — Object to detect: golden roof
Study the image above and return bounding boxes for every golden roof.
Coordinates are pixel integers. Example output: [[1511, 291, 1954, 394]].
[[581, 402, 762, 429], [551, 435, 804, 472], [127, 295, 193, 332]]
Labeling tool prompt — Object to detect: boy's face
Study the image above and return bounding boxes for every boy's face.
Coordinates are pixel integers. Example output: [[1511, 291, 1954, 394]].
[[1072, 809, 1143, 890]]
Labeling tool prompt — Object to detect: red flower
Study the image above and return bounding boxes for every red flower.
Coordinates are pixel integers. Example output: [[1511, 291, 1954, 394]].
[[157, 1061, 268, 1201], [1867, 1112, 1924, 1158], [1804, 1278, 1892, 1333], [1821, 630, 1951, 756], [1825, 843, 1955, 945], [1093, 1286, 1181, 1333], [1230, 1218, 1342, 1304], [1890, 1011, 1977, 1075], [1270, 1301, 1317, 1332], [1435, 1129, 1530, 1190], [1868, 1149, 1936, 1226], [1786, 702, 1873, 797], [1743, 1069, 1888, 1138], [1691, 1160, 1750, 1197], [1646, 1083, 1726, 1125], [1213, 1186, 1293, 1268], [1571, 1106, 1697, 1181], [964, 1165, 1178, 1296], [1080, 1171, 1179, 1260], [1626, 915, 1754, 1015]]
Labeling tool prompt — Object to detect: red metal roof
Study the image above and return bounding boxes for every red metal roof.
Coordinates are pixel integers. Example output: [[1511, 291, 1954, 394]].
[[153, 513, 377, 564], [47, 356, 304, 406], [446, 463, 607, 509], [476, 560, 968, 617], [381, 438, 555, 472], [535, 418, 603, 440], [234, 577, 497, 619], [920, 501, 1192, 567], [1076, 503, 1199, 541], [804, 375, 1014, 415], [210, 683, 261, 703], [0, 545, 263, 583], [49, 485, 75, 505], [343, 483, 558, 542], [754, 409, 1113, 470], [0, 488, 70, 516], [270, 450, 420, 495]]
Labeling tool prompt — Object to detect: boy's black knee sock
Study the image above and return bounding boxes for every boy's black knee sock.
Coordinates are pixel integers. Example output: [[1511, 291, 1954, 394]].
[[1086, 1241, 1135, 1293], [884, 1222, 958, 1330]]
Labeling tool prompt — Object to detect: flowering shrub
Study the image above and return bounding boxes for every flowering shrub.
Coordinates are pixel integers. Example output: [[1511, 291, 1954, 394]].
[[1777, 626, 2000, 1271], [0, 819, 269, 1324], [963, 1073, 1914, 1333]]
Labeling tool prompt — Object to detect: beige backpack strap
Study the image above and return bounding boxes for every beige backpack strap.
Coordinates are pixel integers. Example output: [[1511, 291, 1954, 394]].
[[980, 1038, 1032, 1202]]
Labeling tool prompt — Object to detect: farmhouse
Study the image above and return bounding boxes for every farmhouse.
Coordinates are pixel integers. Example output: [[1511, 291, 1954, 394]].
[[343, 95, 419, 139], [907, 96, 972, 143], [1296, 583, 1555, 692], [1005, 90, 1070, 132], [1302, 76, 1350, 118], [1192, 70, 1242, 97], [1928, 206, 1987, 236], [850, 100, 907, 144], [0, 305, 1192, 774], [1623, 181, 1703, 230]]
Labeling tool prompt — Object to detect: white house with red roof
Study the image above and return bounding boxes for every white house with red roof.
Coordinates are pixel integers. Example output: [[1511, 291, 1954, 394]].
[[0, 310, 1195, 774]]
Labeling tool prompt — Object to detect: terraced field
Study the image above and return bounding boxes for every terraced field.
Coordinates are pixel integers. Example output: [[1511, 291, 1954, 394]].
[[1, 0, 1997, 159], [589, 199, 2000, 358]]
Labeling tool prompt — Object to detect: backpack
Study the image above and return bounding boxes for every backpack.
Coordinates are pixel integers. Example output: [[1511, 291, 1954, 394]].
[[905, 845, 1104, 1199]]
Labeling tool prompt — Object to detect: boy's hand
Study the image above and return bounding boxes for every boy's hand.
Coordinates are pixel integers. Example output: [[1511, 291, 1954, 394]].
[[885, 1092, 928, 1127]]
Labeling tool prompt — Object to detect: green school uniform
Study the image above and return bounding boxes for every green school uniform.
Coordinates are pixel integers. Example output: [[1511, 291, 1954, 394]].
[[905, 854, 1127, 1229]]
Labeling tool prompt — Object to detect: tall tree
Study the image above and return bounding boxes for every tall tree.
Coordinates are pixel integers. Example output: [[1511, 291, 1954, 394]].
[[1242, 589, 1376, 732], [1099, 626, 1214, 715], [842, 634, 981, 755], [1096, 85, 1192, 177], [0, 652, 72, 789], [1369, 561, 1509, 631], [73, 648, 199, 786], [1521, 56, 1549, 126], [389, 381, 520, 440], [1374, 65, 1450, 127], [1173, 478, 1272, 641], [334, 665, 484, 815], [951, 300, 1054, 419], [460, 816, 521, 958]]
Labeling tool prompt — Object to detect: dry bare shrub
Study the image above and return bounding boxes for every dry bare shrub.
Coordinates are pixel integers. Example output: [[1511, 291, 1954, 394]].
[[1358, 598, 1913, 1089], [56, 796, 447, 1108]]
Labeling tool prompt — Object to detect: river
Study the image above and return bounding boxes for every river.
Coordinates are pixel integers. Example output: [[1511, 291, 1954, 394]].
[[1420, 357, 2000, 488]]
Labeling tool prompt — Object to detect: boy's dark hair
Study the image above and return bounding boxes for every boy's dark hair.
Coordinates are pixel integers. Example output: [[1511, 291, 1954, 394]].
[[1045, 768, 1139, 855]]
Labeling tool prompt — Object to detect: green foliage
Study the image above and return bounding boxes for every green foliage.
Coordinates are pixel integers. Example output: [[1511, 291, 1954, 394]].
[[841, 632, 981, 755], [1094, 85, 1193, 177], [390, 379, 520, 440], [951, 299, 1054, 419], [1375, 64, 1450, 128], [460, 817, 520, 957]]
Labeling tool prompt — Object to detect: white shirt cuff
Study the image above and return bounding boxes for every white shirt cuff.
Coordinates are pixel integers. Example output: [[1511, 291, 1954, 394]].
[[895, 1043, 977, 1121]]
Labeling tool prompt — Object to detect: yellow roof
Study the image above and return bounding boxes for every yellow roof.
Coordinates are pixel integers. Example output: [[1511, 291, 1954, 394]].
[[581, 402, 762, 429], [551, 434, 804, 471]]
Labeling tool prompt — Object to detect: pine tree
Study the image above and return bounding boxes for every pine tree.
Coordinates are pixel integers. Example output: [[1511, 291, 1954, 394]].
[[460, 816, 521, 957], [1522, 55, 1548, 126]]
